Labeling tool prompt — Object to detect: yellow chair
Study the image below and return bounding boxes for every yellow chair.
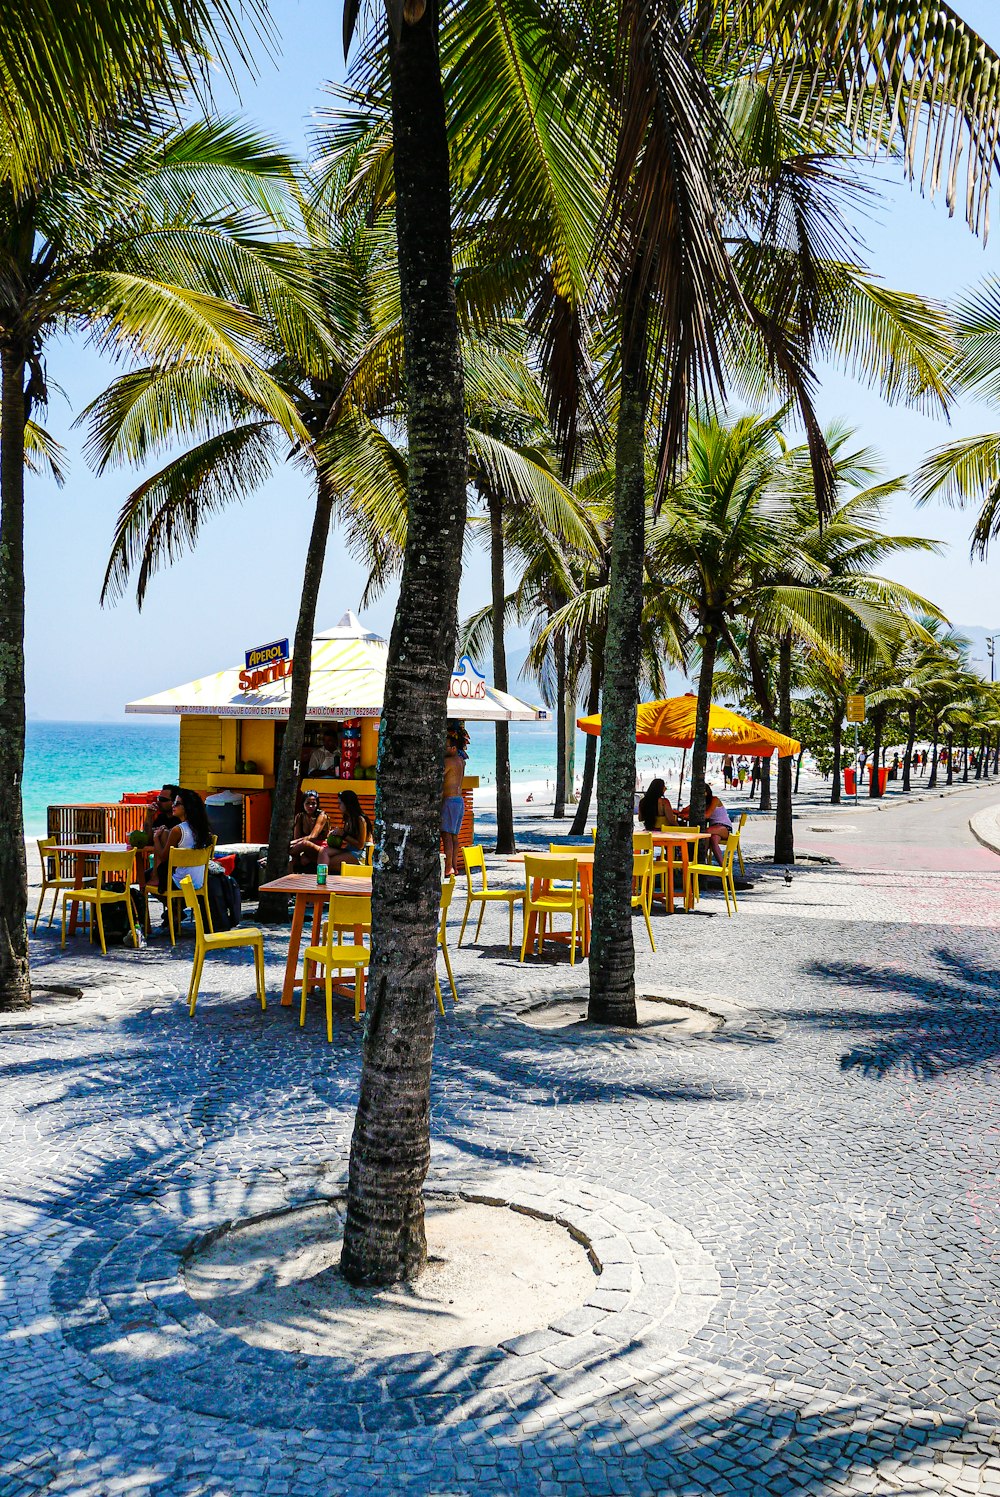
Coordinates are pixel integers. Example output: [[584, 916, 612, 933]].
[[436, 877, 459, 1012], [684, 832, 741, 917], [180, 876, 266, 1018], [338, 861, 370, 877], [633, 830, 654, 852], [35, 837, 92, 933], [146, 846, 214, 944], [631, 848, 656, 952], [458, 844, 523, 948], [302, 892, 371, 1037], [734, 812, 748, 877], [61, 850, 137, 955], [521, 855, 586, 964]]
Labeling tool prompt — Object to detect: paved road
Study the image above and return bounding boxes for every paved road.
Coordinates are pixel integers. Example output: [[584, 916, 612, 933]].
[[759, 779, 1000, 872]]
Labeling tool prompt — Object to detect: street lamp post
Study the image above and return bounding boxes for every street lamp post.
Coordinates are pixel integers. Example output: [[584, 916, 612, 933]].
[[987, 633, 998, 683]]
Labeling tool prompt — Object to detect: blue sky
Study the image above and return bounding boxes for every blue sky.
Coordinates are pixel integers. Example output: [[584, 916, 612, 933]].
[[25, 0, 1000, 719]]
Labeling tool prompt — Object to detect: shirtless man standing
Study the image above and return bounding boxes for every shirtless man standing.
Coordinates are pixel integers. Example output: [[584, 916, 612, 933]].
[[441, 723, 469, 877]]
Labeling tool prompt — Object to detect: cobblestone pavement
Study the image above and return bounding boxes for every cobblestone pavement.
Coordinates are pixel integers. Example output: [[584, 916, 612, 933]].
[[4, 822, 1000, 1496]]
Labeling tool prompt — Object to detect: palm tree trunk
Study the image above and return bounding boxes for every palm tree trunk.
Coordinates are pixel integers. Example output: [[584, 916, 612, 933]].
[[868, 708, 885, 798], [487, 487, 515, 854], [993, 736, 999, 774], [902, 706, 916, 792], [341, 4, 468, 1287], [794, 749, 804, 793], [945, 733, 954, 785], [747, 632, 774, 811], [963, 734, 970, 781], [689, 621, 719, 829], [831, 709, 842, 804], [553, 629, 567, 818], [564, 671, 577, 806], [257, 474, 336, 922], [0, 347, 30, 1011], [774, 633, 794, 863], [588, 286, 648, 1029], [928, 724, 939, 787], [570, 656, 602, 834]]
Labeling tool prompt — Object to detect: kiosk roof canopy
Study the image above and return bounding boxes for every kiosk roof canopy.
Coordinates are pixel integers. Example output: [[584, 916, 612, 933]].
[[126, 612, 549, 722]]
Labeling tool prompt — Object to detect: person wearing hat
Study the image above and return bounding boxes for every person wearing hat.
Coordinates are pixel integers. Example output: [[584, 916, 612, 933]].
[[288, 791, 330, 872]]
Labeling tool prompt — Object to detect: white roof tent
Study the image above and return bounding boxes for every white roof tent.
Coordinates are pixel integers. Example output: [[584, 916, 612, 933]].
[[126, 612, 549, 722]]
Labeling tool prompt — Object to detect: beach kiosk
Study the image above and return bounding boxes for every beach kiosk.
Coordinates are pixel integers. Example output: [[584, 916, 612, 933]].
[[123, 612, 548, 846]]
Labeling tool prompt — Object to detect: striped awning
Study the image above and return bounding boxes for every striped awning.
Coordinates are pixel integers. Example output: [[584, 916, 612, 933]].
[[126, 612, 548, 722]]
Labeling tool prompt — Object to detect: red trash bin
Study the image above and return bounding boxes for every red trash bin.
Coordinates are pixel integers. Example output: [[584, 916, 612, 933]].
[[843, 767, 856, 795], [868, 765, 889, 795]]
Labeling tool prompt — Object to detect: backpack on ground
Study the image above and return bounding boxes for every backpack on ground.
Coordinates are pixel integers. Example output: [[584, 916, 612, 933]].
[[207, 870, 242, 931]]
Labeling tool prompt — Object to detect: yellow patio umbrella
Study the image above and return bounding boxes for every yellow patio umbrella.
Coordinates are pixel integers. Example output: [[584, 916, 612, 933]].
[[578, 694, 801, 757]]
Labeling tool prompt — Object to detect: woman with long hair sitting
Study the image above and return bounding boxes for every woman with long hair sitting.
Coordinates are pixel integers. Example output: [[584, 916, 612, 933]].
[[169, 788, 213, 877], [637, 778, 677, 832], [325, 789, 370, 872]]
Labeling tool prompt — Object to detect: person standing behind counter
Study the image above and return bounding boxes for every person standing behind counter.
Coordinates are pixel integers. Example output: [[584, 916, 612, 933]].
[[307, 728, 340, 777]]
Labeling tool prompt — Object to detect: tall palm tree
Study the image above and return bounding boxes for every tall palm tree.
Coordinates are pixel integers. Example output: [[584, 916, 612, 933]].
[[0, 112, 306, 1012], [86, 173, 407, 922]]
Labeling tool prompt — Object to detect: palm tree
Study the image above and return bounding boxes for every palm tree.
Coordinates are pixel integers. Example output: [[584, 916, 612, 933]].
[[0, 0, 266, 190], [0, 112, 306, 1012], [87, 170, 408, 923], [913, 279, 1000, 557]]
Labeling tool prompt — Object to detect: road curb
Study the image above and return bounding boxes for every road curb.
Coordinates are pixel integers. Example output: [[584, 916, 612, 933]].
[[969, 802, 1000, 857]]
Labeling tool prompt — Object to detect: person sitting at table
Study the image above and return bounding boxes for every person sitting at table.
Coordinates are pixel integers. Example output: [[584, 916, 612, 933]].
[[307, 727, 340, 777], [681, 785, 733, 864], [289, 791, 329, 873], [637, 778, 677, 831], [324, 789, 370, 873], [165, 789, 214, 889], [139, 784, 180, 895]]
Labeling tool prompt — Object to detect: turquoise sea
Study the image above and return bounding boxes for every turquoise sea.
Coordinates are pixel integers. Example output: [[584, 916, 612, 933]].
[[22, 719, 579, 837]]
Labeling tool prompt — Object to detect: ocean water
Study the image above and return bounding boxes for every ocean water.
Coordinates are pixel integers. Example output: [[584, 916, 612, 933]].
[[23, 721, 182, 837], [22, 719, 688, 837]]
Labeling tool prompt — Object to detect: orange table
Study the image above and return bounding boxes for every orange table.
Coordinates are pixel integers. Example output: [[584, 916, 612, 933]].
[[508, 851, 594, 957], [649, 830, 712, 913], [258, 873, 373, 1006], [55, 842, 128, 936]]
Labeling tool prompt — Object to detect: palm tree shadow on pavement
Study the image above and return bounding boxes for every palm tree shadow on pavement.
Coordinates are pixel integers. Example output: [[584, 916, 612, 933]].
[[802, 946, 1000, 1080]]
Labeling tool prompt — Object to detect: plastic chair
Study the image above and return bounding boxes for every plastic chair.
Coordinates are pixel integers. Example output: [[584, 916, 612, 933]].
[[520, 855, 586, 964], [734, 812, 748, 876], [35, 837, 91, 933], [633, 830, 654, 852], [302, 892, 371, 1037], [458, 845, 522, 948], [684, 832, 741, 917], [337, 861, 370, 877], [436, 877, 459, 1011], [631, 848, 656, 951], [180, 876, 265, 1017], [61, 850, 137, 955], [146, 846, 214, 944]]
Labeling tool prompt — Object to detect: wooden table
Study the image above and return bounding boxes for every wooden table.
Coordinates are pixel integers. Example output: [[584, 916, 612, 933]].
[[508, 851, 594, 957], [56, 842, 128, 936], [258, 873, 373, 1007], [649, 830, 712, 913]]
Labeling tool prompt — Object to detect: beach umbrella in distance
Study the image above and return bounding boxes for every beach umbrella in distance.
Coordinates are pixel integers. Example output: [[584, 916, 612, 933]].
[[578, 693, 800, 757]]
